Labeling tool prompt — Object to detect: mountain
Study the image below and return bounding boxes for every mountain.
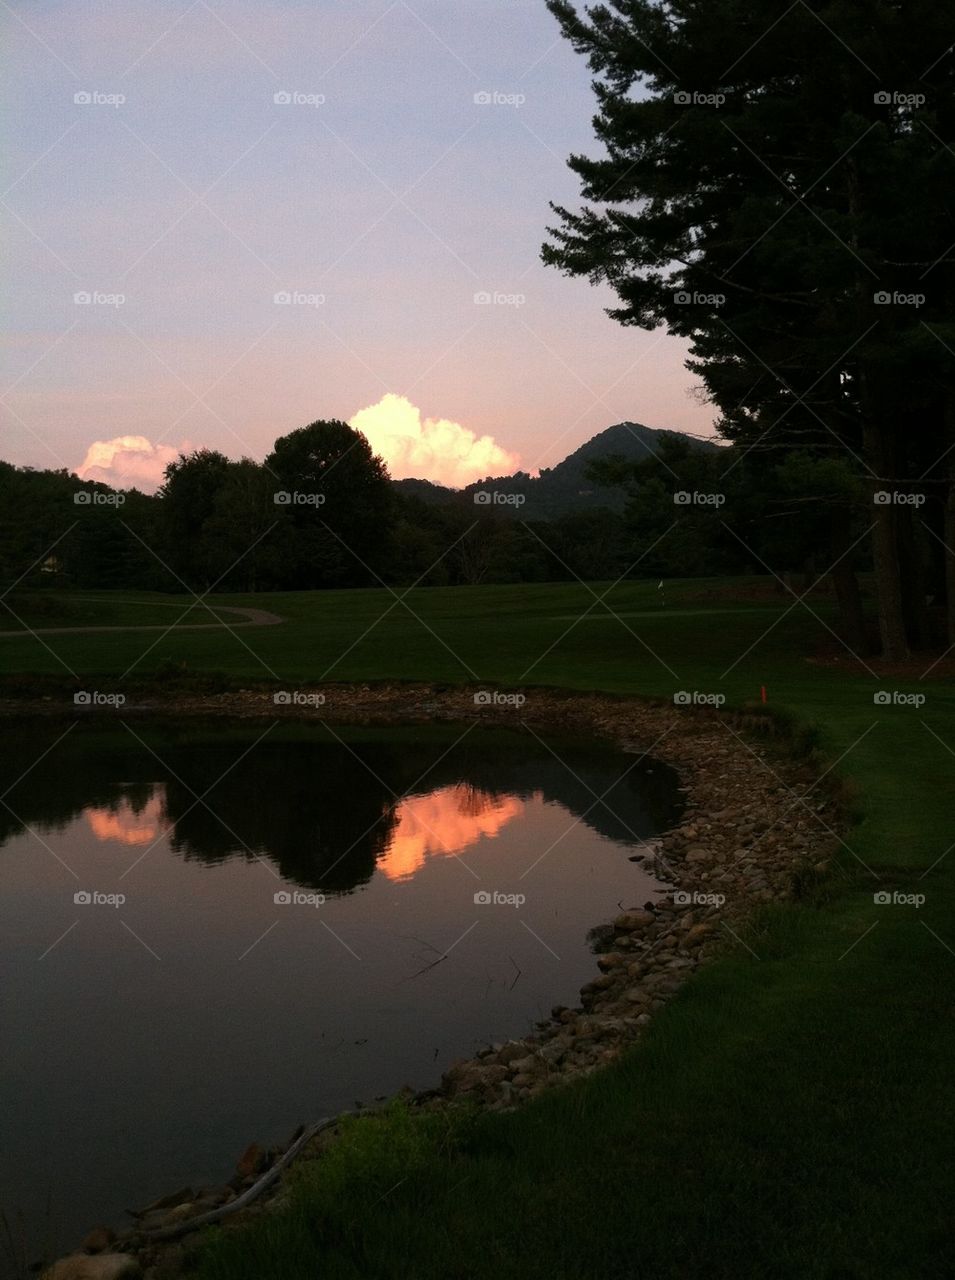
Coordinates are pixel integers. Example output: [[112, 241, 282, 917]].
[[392, 421, 719, 520]]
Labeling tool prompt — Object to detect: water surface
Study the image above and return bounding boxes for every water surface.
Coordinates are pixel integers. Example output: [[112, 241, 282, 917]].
[[0, 720, 681, 1258]]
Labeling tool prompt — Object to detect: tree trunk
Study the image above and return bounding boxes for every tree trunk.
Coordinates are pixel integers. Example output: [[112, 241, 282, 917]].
[[897, 504, 931, 650], [829, 508, 868, 655], [946, 394, 955, 648], [863, 417, 909, 660]]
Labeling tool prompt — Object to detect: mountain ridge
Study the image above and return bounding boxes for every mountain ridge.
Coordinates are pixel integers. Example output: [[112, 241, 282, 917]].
[[393, 421, 719, 520]]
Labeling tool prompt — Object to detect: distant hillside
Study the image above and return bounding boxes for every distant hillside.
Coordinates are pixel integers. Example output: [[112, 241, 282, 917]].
[[392, 422, 719, 520]]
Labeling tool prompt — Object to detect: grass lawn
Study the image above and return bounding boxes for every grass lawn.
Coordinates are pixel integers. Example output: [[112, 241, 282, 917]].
[[1, 580, 951, 1278]]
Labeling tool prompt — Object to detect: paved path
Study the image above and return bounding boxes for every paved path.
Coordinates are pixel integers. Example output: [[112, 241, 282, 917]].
[[0, 604, 284, 638]]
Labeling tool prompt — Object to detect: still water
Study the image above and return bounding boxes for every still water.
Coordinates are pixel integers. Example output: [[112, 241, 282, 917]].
[[0, 719, 681, 1258]]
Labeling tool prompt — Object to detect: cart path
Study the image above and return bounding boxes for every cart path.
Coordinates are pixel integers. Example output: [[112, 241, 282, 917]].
[[0, 604, 284, 638]]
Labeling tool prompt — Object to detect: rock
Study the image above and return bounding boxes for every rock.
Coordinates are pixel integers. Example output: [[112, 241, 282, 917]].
[[613, 910, 655, 931], [685, 846, 710, 863], [509, 1055, 541, 1076], [596, 952, 624, 972], [160, 1203, 197, 1227], [236, 1143, 266, 1180], [42, 1255, 139, 1280], [496, 1041, 528, 1065], [684, 923, 714, 947], [81, 1228, 115, 1254]]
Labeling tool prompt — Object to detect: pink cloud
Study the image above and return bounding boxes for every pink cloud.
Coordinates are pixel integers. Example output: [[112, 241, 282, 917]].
[[349, 394, 519, 487], [76, 435, 191, 493]]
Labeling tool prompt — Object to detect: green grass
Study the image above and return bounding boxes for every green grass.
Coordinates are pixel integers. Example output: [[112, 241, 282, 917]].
[[1, 580, 951, 1278]]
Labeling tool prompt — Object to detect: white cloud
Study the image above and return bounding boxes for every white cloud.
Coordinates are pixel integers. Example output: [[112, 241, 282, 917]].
[[349, 394, 519, 488], [76, 436, 189, 493]]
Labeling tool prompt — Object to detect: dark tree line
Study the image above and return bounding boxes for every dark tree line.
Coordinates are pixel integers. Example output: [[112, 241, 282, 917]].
[[543, 0, 955, 657]]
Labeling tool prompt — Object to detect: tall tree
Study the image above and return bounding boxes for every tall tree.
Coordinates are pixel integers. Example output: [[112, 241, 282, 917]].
[[266, 420, 394, 588], [543, 0, 955, 657]]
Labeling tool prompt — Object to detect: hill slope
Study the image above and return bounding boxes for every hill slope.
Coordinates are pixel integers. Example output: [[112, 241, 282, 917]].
[[393, 421, 719, 519]]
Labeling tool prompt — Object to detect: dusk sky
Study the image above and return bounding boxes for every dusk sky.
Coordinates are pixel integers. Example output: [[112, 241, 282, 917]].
[[3, 0, 717, 491]]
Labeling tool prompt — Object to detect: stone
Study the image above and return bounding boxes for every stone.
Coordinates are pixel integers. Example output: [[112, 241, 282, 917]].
[[613, 910, 656, 931], [81, 1228, 115, 1254], [237, 1143, 269, 1180], [596, 952, 624, 972], [42, 1255, 139, 1280], [509, 1055, 541, 1076], [496, 1041, 528, 1065], [685, 847, 710, 863], [160, 1203, 197, 1227], [684, 923, 714, 947]]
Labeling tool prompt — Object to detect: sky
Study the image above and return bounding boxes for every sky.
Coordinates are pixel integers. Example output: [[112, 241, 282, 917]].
[[3, 0, 717, 491]]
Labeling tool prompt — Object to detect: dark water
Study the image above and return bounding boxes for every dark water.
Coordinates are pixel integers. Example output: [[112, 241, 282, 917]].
[[0, 719, 681, 1261]]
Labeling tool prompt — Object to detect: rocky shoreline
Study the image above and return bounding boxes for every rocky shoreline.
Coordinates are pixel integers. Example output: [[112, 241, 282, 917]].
[[31, 685, 840, 1280]]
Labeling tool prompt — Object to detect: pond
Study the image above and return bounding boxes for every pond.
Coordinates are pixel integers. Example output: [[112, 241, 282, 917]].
[[0, 719, 682, 1257]]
